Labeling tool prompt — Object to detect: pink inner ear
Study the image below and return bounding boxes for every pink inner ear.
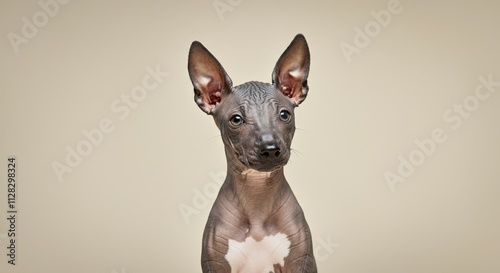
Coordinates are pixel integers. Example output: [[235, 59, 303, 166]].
[[279, 72, 299, 98], [280, 84, 292, 97], [209, 91, 222, 104], [206, 79, 223, 105]]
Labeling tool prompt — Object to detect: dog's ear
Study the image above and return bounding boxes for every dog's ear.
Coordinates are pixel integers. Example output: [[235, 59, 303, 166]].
[[188, 41, 233, 114], [272, 34, 310, 106]]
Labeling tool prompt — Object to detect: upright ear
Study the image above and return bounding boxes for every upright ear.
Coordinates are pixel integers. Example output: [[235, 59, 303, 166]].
[[272, 34, 310, 106], [188, 41, 233, 114]]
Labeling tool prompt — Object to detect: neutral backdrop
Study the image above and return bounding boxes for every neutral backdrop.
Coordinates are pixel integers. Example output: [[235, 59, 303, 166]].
[[1, 1, 499, 273]]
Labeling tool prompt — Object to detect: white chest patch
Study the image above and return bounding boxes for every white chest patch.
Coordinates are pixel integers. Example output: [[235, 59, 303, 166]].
[[225, 232, 291, 273]]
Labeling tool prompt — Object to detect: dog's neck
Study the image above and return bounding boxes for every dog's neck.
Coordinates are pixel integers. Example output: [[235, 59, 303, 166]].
[[227, 165, 285, 189], [224, 159, 290, 229]]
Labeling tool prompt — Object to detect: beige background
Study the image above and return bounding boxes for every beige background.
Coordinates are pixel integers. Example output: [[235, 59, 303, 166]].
[[1, 0, 499, 272]]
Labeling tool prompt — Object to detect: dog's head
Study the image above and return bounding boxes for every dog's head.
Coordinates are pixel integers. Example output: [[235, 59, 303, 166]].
[[188, 34, 310, 172]]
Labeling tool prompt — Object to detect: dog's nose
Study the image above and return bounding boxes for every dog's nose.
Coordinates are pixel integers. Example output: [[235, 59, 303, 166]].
[[258, 134, 281, 158], [260, 145, 281, 158]]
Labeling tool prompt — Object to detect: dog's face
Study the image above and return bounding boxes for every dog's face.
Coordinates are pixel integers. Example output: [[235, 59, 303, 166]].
[[212, 81, 297, 172], [188, 34, 310, 172]]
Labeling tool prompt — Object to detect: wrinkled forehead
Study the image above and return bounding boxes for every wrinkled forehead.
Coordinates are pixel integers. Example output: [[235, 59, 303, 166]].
[[231, 81, 293, 109], [213, 81, 293, 126]]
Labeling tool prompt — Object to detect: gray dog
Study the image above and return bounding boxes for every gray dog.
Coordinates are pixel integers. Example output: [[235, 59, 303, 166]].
[[188, 34, 317, 273]]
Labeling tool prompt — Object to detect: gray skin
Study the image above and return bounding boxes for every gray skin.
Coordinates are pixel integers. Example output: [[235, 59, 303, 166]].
[[188, 34, 317, 273]]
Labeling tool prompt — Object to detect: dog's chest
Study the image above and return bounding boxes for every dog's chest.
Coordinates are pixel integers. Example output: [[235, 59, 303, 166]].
[[225, 232, 291, 273]]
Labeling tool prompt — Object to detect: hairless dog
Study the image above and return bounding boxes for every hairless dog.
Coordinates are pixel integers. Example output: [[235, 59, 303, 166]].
[[188, 34, 317, 273]]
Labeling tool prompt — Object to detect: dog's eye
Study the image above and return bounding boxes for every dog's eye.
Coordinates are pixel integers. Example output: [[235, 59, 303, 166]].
[[279, 110, 291, 122], [229, 115, 244, 127]]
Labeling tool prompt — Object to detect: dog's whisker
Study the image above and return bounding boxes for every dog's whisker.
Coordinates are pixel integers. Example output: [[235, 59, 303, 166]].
[[209, 134, 221, 141], [290, 148, 302, 157], [295, 127, 307, 133]]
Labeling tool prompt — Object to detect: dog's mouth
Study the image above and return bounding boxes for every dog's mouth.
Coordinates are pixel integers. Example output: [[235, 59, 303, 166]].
[[248, 162, 284, 172], [239, 149, 290, 172]]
